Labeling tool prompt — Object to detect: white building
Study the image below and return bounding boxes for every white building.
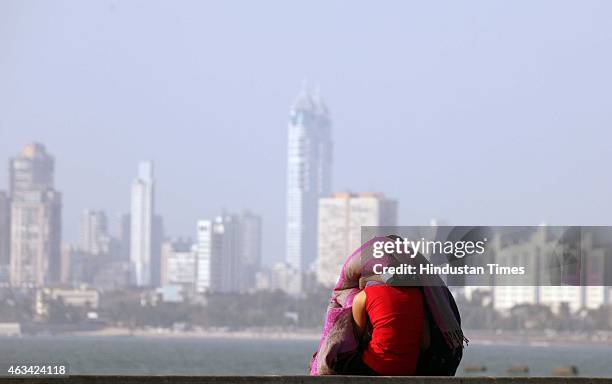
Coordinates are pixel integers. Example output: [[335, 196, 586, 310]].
[[161, 239, 196, 290], [196, 212, 262, 293], [130, 162, 155, 286], [196, 220, 213, 293], [492, 227, 610, 313], [196, 215, 240, 293], [316, 192, 398, 287], [36, 287, 99, 315], [0, 322, 20, 337], [286, 86, 332, 274]]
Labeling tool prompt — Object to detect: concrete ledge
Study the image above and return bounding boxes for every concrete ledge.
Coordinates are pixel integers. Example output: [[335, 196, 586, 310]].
[[0, 377, 611, 384]]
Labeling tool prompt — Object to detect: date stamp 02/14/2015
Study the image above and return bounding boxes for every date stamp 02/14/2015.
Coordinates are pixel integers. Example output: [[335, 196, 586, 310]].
[[2, 363, 69, 377]]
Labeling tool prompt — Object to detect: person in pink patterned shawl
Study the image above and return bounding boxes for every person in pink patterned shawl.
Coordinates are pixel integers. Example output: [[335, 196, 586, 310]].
[[309, 236, 467, 376]]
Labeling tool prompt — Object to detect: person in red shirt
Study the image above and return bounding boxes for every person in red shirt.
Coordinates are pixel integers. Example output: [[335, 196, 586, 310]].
[[349, 284, 430, 375]]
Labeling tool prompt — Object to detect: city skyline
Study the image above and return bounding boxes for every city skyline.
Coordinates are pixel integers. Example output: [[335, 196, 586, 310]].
[[0, 141, 610, 311], [2, 1, 612, 266], [2, 2, 612, 377]]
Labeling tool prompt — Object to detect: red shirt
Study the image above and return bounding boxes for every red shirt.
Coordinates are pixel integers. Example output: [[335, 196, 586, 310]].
[[362, 285, 424, 375]]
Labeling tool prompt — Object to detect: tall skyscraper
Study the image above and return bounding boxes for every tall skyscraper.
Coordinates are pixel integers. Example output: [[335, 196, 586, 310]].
[[79, 210, 111, 256], [9, 143, 54, 200], [196, 211, 262, 293], [130, 161, 155, 287], [286, 86, 332, 274], [0, 190, 10, 282], [9, 143, 62, 286], [316, 192, 398, 287]]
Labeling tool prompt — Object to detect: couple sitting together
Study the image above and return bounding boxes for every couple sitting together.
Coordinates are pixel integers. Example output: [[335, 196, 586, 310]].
[[310, 235, 468, 376]]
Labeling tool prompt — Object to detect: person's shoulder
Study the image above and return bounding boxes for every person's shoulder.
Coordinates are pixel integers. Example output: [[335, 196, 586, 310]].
[[353, 289, 366, 305]]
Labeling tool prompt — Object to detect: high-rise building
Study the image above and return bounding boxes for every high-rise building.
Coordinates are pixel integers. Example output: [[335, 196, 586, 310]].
[[79, 210, 111, 256], [75, 209, 126, 289], [151, 214, 164, 287], [0, 191, 11, 283], [130, 161, 155, 287], [196, 215, 240, 293], [9, 143, 54, 200], [63, 244, 90, 285], [492, 227, 611, 313], [0, 191, 10, 282], [316, 192, 398, 287], [195, 220, 214, 293], [161, 238, 196, 291], [9, 143, 62, 286], [238, 210, 262, 291], [196, 211, 262, 293], [119, 213, 131, 261], [63, 242, 129, 290], [286, 86, 332, 274]]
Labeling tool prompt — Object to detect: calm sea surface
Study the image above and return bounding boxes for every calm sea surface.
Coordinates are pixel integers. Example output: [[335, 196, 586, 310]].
[[1, 336, 611, 377]]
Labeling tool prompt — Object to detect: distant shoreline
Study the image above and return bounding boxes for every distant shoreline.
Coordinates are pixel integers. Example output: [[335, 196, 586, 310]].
[[43, 327, 324, 341], [464, 329, 612, 348], [4, 327, 611, 347]]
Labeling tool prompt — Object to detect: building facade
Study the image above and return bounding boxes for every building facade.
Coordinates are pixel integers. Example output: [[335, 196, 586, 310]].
[[286, 87, 332, 274], [492, 227, 611, 313], [9, 143, 62, 287], [118, 213, 131, 261], [0, 191, 10, 282], [196, 212, 262, 293], [151, 215, 164, 287], [129, 162, 155, 287], [238, 210, 262, 291], [195, 220, 213, 293], [79, 210, 111, 256], [316, 192, 398, 287], [161, 238, 196, 290], [196, 215, 240, 293]]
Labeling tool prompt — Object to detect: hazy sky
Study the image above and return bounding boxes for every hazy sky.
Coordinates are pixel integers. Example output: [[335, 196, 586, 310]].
[[1, 1, 612, 264]]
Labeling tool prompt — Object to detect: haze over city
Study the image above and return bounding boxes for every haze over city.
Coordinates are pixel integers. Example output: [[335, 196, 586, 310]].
[[3, 1, 612, 380], [2, 0, 612, 264]]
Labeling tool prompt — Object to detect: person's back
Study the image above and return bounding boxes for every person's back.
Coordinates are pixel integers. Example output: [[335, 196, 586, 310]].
[[352, 285, 426, 375]]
